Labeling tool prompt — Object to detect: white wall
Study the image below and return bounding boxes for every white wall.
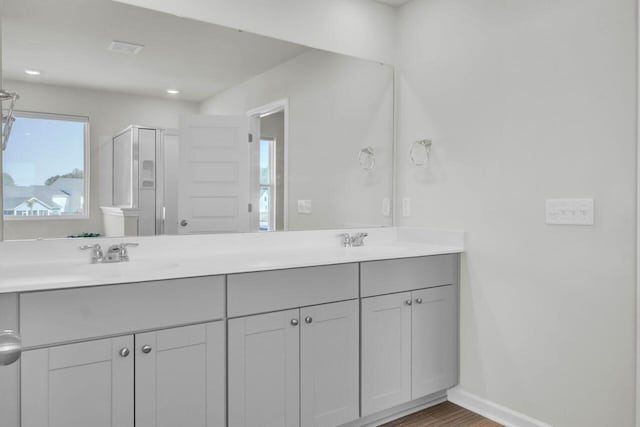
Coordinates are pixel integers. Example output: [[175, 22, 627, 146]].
[[396, 0, 637, 426], [3, 80, 198, 240], [201, 49, 394, 231], [114, 0, 397, 65]]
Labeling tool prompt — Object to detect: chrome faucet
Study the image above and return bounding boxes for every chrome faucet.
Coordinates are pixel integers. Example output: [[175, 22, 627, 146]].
[[337, 232, 369, 248], [80, 243, 139, 263], [338, 233, 352, 248], [350, 232, 369, 247], [79, 244, 104, 264]]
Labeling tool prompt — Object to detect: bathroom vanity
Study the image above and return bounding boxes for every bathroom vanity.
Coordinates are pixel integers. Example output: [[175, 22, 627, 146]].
[[0, 228, 463, 427]]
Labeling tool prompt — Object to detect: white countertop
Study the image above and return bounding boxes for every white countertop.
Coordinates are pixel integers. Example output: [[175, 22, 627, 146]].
[[0, 227, 464, 293]]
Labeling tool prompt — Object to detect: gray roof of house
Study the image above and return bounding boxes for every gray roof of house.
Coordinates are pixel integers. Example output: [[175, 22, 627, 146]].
[[3, 185, 67, 210]]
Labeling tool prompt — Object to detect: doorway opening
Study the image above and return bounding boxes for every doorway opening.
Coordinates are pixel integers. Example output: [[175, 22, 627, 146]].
[[248, 99, 288, 232]]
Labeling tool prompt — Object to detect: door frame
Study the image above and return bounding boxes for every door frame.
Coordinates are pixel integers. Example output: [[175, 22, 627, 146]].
[[247, 98, 289, 231], [636, 1, 639, 424]]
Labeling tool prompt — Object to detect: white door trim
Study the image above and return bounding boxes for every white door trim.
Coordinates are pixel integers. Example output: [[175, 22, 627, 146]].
[[247, 98, 289, 231], [636, 1, 640, 425]]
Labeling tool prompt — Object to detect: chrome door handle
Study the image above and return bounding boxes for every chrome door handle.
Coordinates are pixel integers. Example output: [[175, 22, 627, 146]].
[[405, 299, 412, 306], [119, 348, 130, 357], [141, 345, 152, 354], [415, 298, 423, 304], [290, 319, 299, 326], [180, 220, 188, 227], [0, 330, 22, 366], [304, 316, 313, 324]]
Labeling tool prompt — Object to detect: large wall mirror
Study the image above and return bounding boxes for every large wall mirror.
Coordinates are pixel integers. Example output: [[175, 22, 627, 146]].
[[0, 0, 394, 240]]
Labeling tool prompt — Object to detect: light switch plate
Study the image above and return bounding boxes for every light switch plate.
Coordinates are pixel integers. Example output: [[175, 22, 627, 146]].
[[545, 199, 594, 225], [297, 199, 312, 214], [382, 198, 391, 217], [402, 198, 411, 217]]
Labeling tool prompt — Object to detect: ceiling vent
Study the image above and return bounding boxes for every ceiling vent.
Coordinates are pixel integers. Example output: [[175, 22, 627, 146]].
[[108, 40, 144, 55]]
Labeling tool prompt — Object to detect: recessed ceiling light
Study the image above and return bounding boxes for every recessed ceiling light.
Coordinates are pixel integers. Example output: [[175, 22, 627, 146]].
[[24, 69, 41, 76], [166, 89, 180, 95]]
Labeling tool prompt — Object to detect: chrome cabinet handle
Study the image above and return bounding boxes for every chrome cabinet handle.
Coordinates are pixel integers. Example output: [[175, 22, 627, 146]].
[[180, 220, 188, 227], [119, 348, 130, 357], [0, 330, 22, 366], [415, 298, 423, 304], [290, 319, 299, 326], [405, 299, 412, 306], [141, 345, 152, 354], [304, 316, 313, 324]]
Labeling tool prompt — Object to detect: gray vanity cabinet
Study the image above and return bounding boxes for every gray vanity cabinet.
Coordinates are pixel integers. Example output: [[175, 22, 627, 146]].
[[411, 285, 458, 399], [300, 300, 359, 427], [21, 336, 135, 427], [361, 285, 458, 417], [228, 309, 301, 427], [361, 292, 412, 416], [135, 321, 225, 427], [228, 300, 359, 427], [20, 321, 225, 427], [360, 254, 459, 418]]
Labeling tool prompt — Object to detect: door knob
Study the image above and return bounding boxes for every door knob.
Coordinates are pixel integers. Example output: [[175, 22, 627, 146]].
[[304, 316, 313, 324], [180, 220, 188, 227], [404, 299, 412, 306], [141, 345, 152, 354], [119, 348, 130, 357], [0, 330, 21, 366], [290, 319, 299, 326], [415, 298, 423, 304]]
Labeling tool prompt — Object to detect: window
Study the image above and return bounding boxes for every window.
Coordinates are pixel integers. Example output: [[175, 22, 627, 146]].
[[259, 138, 276, 231], [2, 112, 89, 219]]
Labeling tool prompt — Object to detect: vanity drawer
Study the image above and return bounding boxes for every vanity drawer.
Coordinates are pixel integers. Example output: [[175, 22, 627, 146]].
[[360, 255, 458, 297], [20, 276, 225, 347], [227, 263, 358, 317]]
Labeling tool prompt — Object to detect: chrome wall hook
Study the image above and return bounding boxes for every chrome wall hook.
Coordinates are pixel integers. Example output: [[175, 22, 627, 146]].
[[358, 146, 376, 171], [409, 139, 432, 166]]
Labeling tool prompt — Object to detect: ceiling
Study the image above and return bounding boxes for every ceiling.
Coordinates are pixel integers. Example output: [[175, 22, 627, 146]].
[[374, 0, 412, 7], [2, 0, 309, 101]]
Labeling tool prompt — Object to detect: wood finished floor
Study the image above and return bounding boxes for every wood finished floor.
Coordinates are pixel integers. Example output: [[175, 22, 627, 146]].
[[382, 401, 503, 427]]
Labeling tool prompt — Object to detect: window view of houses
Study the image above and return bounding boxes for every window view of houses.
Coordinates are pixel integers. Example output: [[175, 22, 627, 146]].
[[2, 115, 87, 217]]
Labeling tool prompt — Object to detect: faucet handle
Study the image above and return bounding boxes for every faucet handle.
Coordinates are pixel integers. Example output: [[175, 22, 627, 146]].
[[118, 243, 139, 261], [79, 244, 98, 250], [119, 242, 139, 248], [79, 244, 103, 264], [350, 232, 369, 247], [337, 233, 352, 248]]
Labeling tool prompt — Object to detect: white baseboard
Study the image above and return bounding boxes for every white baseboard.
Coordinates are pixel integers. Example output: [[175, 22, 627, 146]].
[[447, 387, 553, 427]]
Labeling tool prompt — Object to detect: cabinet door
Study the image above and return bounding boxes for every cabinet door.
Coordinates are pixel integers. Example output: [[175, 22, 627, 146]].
[[300, 300, 359, 427], [229, 309, 300, 427], [135, 321, 225, 427], [21, 336, 134, 427], [411, 285, 458, 398], [361, 292, 412, 416]]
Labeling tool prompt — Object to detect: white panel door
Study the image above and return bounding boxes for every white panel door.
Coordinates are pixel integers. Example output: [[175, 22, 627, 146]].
[[411, 285, 458, 398], [300, 300, 359, 427], [361, 292, 412, 416], [135, 322, 225, 427], [178, 114, 249, 234], [228, 309, 300, 427], [21, 336, 134, 427]]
